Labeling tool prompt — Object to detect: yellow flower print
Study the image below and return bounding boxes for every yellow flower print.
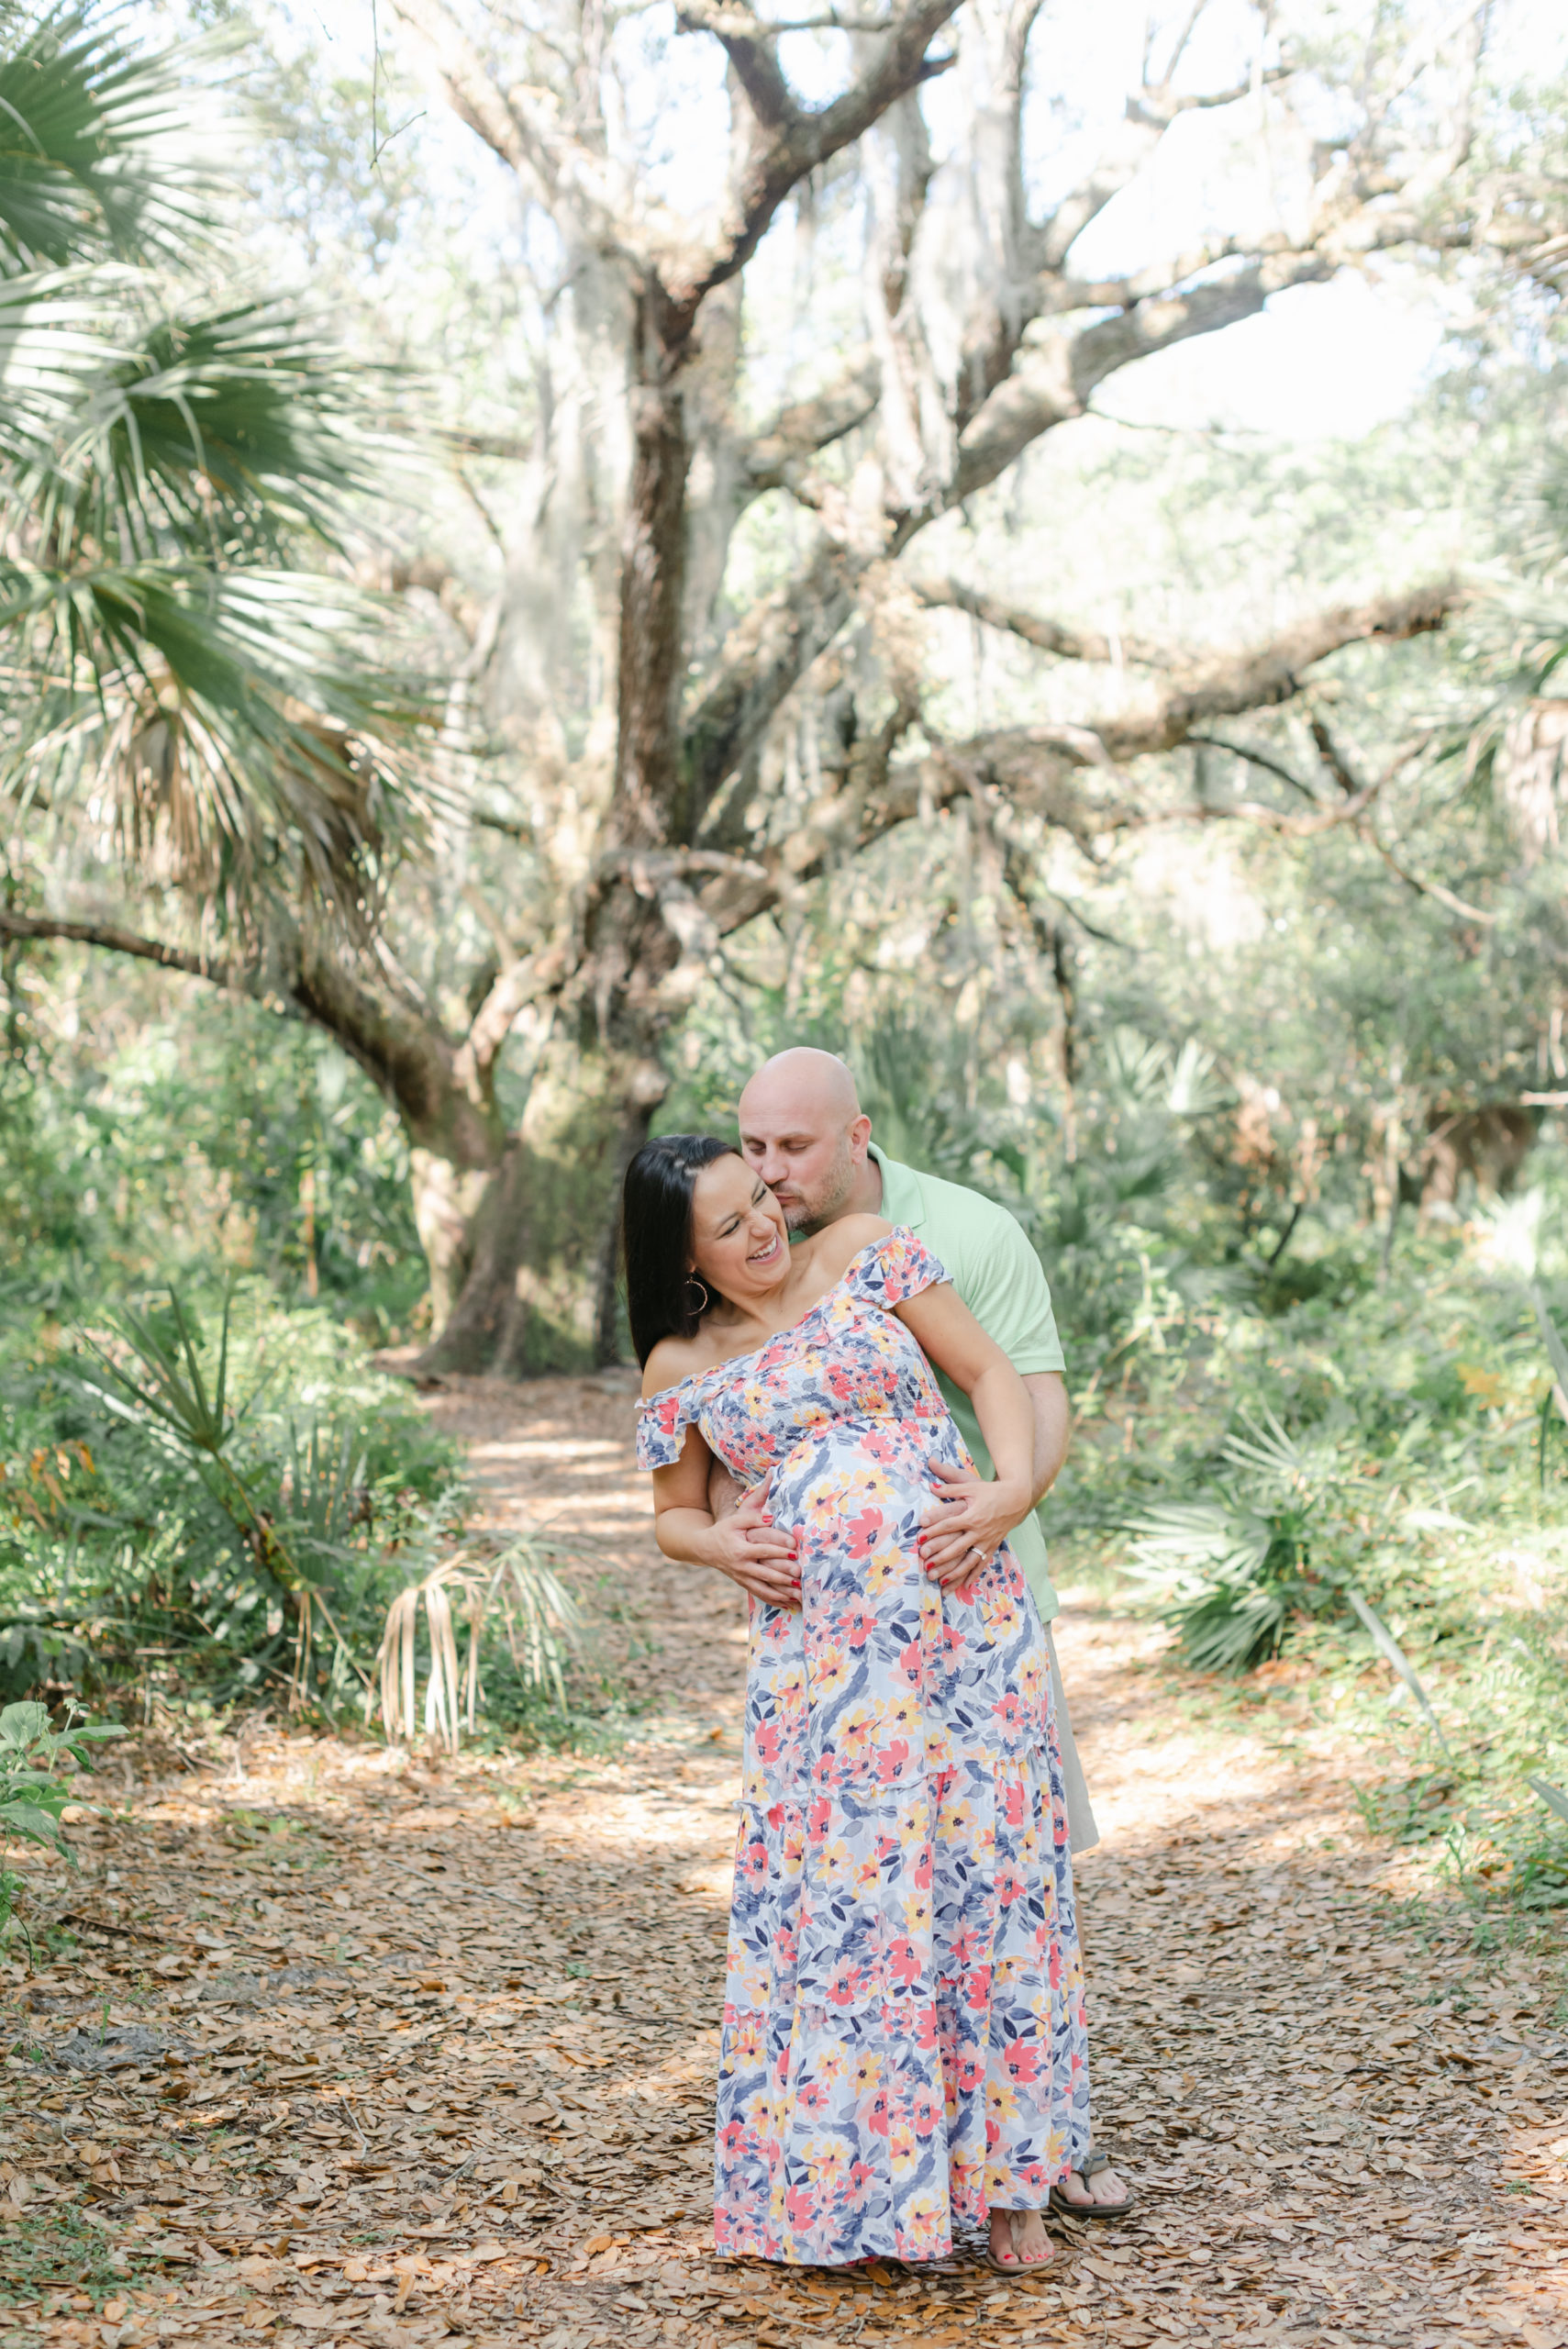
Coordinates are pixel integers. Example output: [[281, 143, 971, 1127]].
[[901, 1885, 933, 1937], [985, 2076, 1021, 2128], [812, 1646, 852, 1700]]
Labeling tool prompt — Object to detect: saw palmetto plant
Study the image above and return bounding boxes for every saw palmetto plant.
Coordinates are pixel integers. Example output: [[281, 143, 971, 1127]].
[[0, 0, 429, 927], [1125, 1408, 1364, 1673]]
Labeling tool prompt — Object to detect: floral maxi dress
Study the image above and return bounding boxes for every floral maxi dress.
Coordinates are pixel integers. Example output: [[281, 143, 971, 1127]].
[[636, 1230, 1091, 2266]]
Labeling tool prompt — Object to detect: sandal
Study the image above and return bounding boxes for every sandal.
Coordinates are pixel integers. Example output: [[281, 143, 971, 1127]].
[[1050, 2151, 1136, 2221]]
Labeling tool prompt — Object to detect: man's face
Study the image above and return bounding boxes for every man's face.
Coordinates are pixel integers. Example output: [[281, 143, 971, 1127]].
[[739, 1090, 865, 1233]]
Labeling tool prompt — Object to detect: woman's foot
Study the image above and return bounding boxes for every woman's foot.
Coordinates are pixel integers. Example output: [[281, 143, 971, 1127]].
[[1052, 2158, 1131, 2212], [987, 2209, 1052, 2269]]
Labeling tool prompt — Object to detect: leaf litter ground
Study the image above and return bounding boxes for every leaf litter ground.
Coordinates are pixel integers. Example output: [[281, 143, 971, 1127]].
[[4, 1370, 1566, 2349]]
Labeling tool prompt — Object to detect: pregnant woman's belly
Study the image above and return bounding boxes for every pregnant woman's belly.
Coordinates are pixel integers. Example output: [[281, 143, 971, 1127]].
[[740, 1416, 1049, 1808]]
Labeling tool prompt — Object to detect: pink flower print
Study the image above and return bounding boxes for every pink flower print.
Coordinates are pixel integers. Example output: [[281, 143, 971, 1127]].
[[806, 1795, 831, 1842], [889, 2118, 917, 2164], [991, 1690, 1027, 1735], [845, 2159, 876, 2211], [1002, 2040, 1040, 2087], [1002, 1776, 1027, 1828], [740, 1838, 769, 1889], [845, 1511, 884, 1560], [718, 2119, 749, 2156], [866, 2087, 892, 2138], [1018, 2161, 1049, 2191], [835, 1602, 874, 1647], [949, 1923, 983, 1969], [914, 1842, 933, 1888], [795, 2076, 830, 2117], [995, 1863, 1026, 1909], [963, 1964, 993, 2014], [886, 1935, 922, 1990], [911, 2002, 940, 2051], [874, 1737, 911, 1784], [753, 1721, 782, 1765], [896, 1639, 923, 1689], [784, 2183, 817, 2232], [825, 1957, 865, 2008], [875, 1832, 900, 1870]]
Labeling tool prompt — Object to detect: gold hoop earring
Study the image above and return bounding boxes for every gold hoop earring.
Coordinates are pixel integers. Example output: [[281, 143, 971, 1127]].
[[685, 1275, 711, 1315]]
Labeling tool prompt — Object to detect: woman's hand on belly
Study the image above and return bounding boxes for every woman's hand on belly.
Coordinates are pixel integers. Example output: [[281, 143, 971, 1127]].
[[706, 1472, 802, 1609]]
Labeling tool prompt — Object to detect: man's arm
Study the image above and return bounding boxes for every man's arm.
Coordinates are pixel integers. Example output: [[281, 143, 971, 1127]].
[[1029, 1371, 1071, 1505]]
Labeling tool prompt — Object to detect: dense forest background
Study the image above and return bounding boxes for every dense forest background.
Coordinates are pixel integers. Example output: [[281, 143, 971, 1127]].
[[3, 0, 1568, 1918]]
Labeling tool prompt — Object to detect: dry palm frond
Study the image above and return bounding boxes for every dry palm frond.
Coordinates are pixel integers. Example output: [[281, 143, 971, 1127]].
[[484, 1533, 584, 1712], [368, 1535, 584, 1754]]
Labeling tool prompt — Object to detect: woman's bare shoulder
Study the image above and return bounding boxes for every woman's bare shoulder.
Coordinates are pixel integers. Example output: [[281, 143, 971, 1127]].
[[640, 1319, 749, 1397], [810, 1213, 894, 1276], [640, 1336, 706, 1397]]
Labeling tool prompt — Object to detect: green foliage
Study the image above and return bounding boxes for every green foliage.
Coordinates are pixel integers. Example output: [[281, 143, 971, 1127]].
[[0, 971, 425, 1335], [0, 0, 431, 920], [0, 1278, 462, 1715], [0, 1693, 122, 1954], [0, 1697, 123, 1860]]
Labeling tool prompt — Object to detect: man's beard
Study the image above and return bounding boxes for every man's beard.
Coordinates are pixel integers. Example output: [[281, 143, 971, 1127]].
[[782, 1136, 858, 1234]]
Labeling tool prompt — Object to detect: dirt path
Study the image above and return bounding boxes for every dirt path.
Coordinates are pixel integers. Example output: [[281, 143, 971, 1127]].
[[4, 1374, 1566, 2349]]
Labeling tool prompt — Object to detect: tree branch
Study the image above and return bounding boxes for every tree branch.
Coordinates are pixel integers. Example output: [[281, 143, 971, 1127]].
[[740, 355, 883, 493], [0, 909, 508, 1167], [1362, 827, 1498, 925], [665, 0, 962, 320], [911, 576, 1175, 667], [0, 912, 241, 987], [1092, 584, 1461, 763]]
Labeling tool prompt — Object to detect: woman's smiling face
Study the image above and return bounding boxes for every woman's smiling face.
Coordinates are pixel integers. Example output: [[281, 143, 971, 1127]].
[[689, 1153, 790, 1308]]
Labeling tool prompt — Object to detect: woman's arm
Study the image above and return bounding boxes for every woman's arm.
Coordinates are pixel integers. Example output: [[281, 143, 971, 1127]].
[[650, 1426, 800, 1599], [893, 1283, 1038, 1587]]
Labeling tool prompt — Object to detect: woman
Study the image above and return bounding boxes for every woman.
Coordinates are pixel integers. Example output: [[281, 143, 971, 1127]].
[[627, 1135, 1090, 2271]]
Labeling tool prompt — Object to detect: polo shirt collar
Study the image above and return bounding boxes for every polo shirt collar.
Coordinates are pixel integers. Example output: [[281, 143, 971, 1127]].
[[868, 1142, 927, 1230]]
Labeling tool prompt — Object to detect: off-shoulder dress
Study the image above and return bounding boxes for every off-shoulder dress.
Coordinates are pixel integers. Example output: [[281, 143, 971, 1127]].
[[636, 1229, 1090, 2266]]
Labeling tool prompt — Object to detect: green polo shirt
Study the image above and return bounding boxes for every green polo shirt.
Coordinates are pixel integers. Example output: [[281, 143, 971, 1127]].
[[871, 1145, 1065, 1622]]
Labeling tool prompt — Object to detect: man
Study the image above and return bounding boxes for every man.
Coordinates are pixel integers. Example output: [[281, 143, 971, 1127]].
[[706, 1045, 1129, 2220]]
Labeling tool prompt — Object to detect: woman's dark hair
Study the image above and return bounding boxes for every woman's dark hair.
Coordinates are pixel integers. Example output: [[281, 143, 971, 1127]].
[[622, 1134, 740, 1365]]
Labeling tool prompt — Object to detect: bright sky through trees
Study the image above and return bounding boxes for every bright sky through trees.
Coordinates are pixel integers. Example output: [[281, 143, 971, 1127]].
[[277, 0, 1559, 440]]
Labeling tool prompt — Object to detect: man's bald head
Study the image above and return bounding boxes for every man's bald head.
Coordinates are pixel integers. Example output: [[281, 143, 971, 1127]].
[[738, 1048, 878, 1232], [741, 1047, 862, 1126]]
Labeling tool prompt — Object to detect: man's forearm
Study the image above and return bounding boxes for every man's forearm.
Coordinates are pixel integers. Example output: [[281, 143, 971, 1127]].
[[1027, 1373, 1071, 1508]]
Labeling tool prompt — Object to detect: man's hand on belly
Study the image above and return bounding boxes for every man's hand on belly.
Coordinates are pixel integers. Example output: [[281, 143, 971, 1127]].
[[705, 1462, 802, 1609]]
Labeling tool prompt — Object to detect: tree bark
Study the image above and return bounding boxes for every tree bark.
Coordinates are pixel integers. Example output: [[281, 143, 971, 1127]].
[[414, 1028, 668, 1375]]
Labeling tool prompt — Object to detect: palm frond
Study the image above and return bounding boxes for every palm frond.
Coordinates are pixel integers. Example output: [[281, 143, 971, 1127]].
[[1345, 1588, 1454, 1759], [1166, 1036, 1230, 1118], [0, 262, 124, 465], [11, 297, 397, 562], [1101, 1026, 1172, 1105], [0, 559, 432, 909], [368, 1537, 586, 1755], [0, 3, 221, 272]]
